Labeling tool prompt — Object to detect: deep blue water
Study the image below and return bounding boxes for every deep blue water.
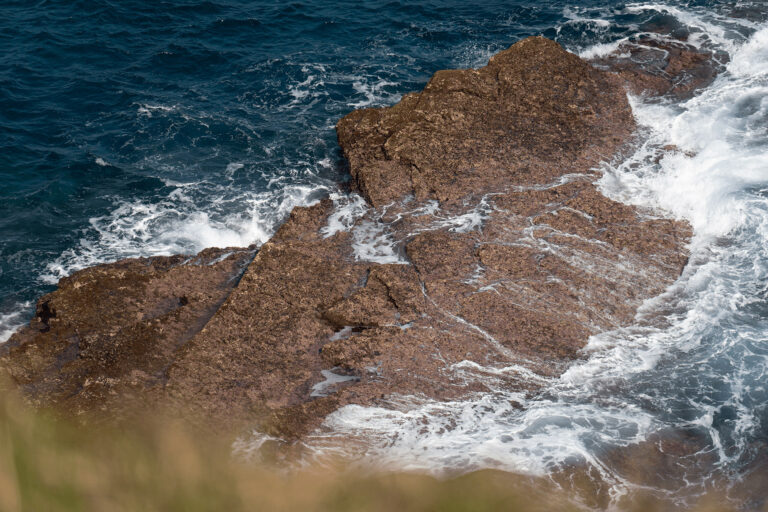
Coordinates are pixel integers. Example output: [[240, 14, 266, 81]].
[[3, 1, 768, 508]]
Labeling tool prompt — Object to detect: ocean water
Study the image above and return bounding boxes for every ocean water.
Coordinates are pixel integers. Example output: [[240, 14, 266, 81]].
[[3, 0, 768, 508]]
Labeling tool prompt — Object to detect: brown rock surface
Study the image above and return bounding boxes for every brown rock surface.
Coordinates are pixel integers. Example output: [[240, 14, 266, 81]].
[[0, 247, 254, 418], [338, 37, 633, 207], [1, 37, 692, 444]]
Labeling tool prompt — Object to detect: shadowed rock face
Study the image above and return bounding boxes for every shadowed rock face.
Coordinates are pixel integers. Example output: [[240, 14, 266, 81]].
[[2, 37, 693, 441]]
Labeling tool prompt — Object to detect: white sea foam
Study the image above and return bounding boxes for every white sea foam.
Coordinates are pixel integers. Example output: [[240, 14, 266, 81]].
[[598, 28, 768, 240], [348, 79, 401, 108], [578, 40, 627, 60], [137, 103, 177, 117], [322, 192, 501, 264], [232, 431, 281, 463], [311, 368, 361, 398], [577, 2, 761, 62], [321, 193, 407, 264], [41, 181, 329, 284], [350, 218, 407, 264], [562, 6, 612, 28], [225, 162, 244, 174], [452, 41, 504, 69], [623, 3, 755, 51], [322, 193, 368, 237], [285, 66, 328, 108], [0, 301, 32, 343], [44, 56, 409, 286], [429, 194, 496, 233]]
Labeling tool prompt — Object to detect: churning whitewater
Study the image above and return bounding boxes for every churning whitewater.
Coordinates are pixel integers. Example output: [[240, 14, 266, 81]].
[[2, 1, 767, 508]]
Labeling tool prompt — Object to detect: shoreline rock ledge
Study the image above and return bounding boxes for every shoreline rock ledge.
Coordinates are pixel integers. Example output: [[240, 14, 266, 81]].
[[1, 37, 692, 443]]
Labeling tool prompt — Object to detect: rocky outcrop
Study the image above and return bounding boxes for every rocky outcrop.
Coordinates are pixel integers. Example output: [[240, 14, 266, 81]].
[[1, 37, 693, 442], [339, 37, 633, 207], [590, 34, 725, 99]]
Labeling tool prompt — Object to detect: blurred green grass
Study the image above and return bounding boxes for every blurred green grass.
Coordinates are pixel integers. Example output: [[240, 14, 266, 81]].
[[0, 388, 753, 512], [0, 388, 576, 512]]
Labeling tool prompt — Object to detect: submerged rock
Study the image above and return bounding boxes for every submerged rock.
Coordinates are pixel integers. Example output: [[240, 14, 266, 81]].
[[589, 34, 726, 99], [2, 37, 692, 443]]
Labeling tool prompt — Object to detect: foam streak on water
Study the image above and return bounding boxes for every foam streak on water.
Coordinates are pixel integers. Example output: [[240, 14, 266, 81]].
[[0, 301, 32, 343]]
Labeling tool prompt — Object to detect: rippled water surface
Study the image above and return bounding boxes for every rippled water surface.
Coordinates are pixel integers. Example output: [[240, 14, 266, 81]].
[[3, 0, 768, 508]]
